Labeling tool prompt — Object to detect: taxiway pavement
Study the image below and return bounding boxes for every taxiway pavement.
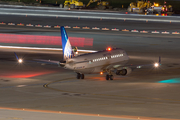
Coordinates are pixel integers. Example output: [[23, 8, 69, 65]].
[[0, 9, 180, 119], [0, 29, 180, 119], [0, 51, 180, 120], [0, 7, 180, 23]]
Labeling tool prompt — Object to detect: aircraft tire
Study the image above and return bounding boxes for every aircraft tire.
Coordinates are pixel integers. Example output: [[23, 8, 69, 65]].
[[81, 74, 84, 79], [110, 75, 113, 80], [77, 73, 80, 79], [106, 75, 109, 80]]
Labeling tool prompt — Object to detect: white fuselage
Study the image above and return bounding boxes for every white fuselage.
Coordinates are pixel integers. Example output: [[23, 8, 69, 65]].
[[64, 48, 129, 74]]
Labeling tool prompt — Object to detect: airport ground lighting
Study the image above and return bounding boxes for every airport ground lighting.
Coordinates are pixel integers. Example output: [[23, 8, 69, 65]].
[[18, 58, 23, 63]]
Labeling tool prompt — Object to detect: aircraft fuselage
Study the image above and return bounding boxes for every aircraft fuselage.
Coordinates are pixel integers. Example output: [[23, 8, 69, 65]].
[[64, 48, 129, 74]]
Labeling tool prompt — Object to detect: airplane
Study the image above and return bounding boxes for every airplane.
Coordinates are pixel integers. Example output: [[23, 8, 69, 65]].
[[15, 26, 161, 80]]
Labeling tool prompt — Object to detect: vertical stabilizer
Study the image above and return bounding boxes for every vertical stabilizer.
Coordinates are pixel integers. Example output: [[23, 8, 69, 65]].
[[60, 26, 74, 60]]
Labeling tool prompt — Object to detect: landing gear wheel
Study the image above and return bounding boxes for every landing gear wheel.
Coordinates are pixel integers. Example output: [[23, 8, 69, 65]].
[[77, 73, 80, 79], [106, 75, 109, 80], [81, 74, 84, 79], [110, 75, 113, 80]]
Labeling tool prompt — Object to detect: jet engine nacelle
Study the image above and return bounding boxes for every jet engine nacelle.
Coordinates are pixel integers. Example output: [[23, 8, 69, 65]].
[[116, 67, 132, 76], [59, 61, 66, 67]]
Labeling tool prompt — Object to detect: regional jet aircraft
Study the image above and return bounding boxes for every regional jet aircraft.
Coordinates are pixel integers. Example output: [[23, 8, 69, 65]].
[[15, 26, 160, 80]]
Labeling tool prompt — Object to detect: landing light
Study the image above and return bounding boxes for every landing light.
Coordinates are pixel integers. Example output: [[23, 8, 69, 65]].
[[18, 59, 23, 63], [154, 63, 159, 67], [100, 72, 103, 75]]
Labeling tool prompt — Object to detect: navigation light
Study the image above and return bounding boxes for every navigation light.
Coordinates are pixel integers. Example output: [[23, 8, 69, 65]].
[[154, 63, 159, 67], [18, 59, 23, 63], [107, 47, 112, 51]]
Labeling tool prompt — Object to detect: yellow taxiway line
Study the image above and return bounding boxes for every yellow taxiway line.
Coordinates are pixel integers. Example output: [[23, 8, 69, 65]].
[[0, 107, 178, 120]]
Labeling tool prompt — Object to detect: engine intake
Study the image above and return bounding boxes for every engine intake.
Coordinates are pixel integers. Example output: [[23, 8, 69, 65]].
[[116, 67, 132, 76]]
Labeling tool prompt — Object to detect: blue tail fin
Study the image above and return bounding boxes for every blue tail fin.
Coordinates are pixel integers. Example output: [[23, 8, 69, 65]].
[[60, 26, 74, 60]]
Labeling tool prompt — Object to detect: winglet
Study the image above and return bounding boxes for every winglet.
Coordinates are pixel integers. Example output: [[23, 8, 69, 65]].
[[159, 56, 161, 65], [14, 52, 19, 60], [14, 52, 23, 63]]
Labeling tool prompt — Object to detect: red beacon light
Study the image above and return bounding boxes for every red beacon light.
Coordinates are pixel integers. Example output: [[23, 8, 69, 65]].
[[107, 47, 112, 51]]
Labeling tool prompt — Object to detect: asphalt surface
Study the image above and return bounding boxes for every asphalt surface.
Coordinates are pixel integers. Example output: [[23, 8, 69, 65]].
[[0, 6, 180, 120], [0, 26, 180, 59], [0, 109, 133, 120], [0, 51, 180, 120], [1, 14, 180, 32], [0, 7, 180, 23]]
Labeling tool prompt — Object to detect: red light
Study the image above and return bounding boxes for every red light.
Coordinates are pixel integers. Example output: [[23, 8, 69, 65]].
[[107, 47, 112, 51], [1, 71, 54, 78], [0, 34, 93, 47]]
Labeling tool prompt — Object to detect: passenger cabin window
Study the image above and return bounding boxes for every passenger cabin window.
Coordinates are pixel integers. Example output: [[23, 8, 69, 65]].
[[91, 54, 124, 63], [111, 54, 123, 58]]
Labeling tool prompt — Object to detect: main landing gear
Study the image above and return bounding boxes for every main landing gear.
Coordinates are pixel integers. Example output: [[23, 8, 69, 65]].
[[77, 73, 84, 79], [106, 74, 113, 80], [105, 70, 114, 80]]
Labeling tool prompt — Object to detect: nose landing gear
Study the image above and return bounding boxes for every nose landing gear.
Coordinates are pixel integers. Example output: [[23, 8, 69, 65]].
[[77, 73, 84, 79], [105, 69, 114, 80], [106, 74, 113, 80]]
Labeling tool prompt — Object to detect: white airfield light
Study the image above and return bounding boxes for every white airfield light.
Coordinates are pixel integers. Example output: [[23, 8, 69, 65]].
[[18, 59, 23, 63], [154, 63, 159, 67]]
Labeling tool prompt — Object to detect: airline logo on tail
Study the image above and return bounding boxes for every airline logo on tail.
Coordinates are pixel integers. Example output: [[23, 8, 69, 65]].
[[60, 26, 74, 60]]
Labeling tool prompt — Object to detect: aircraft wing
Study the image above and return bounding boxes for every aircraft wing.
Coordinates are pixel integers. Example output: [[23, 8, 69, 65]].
[[33, 59, 60, 65], [2, 45, 97, 54], [105, 56, 161, 71], [125, 56, 161, 69], [120, 63, 160, 70], [127, 56, 161, 68], [14, 52, 62, 66]]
